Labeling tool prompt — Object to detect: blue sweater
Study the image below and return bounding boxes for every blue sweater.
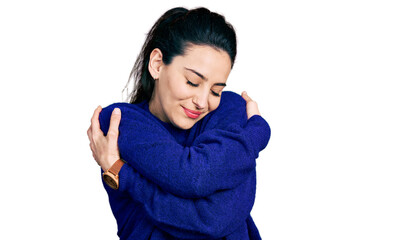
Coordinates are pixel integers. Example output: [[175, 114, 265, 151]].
[[99, 91, 271, 240]]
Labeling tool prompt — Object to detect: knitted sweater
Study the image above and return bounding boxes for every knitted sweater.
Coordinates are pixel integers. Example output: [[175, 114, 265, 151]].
[[99, 91, 271, 240]]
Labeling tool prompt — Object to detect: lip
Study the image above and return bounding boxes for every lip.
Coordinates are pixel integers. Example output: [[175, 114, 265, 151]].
[[182, 107, 202, 119]]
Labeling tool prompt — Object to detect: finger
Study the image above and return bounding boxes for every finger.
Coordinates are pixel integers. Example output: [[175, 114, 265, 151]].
[[89, 141, 96, 152], [87, 126, 92, 141], [241, 91, 253, 102], [89, 143, 99, 164], [92, 152, 99, 165], [107, 108, 121, 139], [91, 106, 102, 134], [89, 142, 98, 161], [248, 100, 260, 115]]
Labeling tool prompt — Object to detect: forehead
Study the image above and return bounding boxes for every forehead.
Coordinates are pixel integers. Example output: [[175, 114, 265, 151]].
[[175, 44, 232, 81]]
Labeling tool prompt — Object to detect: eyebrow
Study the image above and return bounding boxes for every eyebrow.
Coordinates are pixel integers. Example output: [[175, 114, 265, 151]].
[[184, 67, 227, 87]]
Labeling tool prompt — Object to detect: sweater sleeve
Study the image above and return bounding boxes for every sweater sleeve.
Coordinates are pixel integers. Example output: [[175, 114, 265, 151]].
[[99, 92, 271, 198], [115, 162, 257, 239]]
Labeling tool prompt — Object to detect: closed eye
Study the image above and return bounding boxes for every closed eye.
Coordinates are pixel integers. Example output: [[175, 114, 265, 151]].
[[211, 90, 220, 97], [188, 80, 221, 97], [187, 80, 199, 87]]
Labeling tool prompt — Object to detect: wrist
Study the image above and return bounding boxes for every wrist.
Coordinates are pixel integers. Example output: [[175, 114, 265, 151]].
[[102, 159, 125, 190], [101, 156, 120, 172]]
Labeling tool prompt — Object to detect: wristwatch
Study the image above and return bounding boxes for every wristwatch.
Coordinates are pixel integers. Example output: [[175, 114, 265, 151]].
[[102, 159, 125, 190]]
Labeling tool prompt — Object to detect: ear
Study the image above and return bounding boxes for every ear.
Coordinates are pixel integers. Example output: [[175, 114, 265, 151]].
[[148, 48, 164, 79]]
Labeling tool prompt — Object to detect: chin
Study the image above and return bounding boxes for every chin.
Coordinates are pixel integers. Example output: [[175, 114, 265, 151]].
[[173, 120, 195, 130], [171, 114, 201, 130]]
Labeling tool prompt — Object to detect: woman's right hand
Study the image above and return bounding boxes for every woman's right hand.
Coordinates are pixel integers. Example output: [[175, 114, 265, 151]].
[[241, 91, 261, 119]]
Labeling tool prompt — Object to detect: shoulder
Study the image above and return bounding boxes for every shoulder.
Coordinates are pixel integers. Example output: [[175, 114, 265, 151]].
[[99, 102, 152, 128], [101, 102, 148, 118], [219, 91, 246, 109], [102, 102, 143, 113], [215, 91, 247, 116], [198, 91, 247, 130]]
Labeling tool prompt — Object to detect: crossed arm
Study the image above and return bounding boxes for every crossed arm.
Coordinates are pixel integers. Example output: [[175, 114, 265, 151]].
[[87, 91, 270, 238], [88, 91, 262, 171], [97, 92, 270, 198]]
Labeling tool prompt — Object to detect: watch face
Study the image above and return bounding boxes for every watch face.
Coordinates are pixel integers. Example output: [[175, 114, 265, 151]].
[[103, 173, 118, 190]]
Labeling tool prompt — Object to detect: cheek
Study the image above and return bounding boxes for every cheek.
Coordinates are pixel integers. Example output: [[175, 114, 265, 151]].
[[208, 97, 221, 111], [164, 74, 187, 99], [167, 77, 190, 100]]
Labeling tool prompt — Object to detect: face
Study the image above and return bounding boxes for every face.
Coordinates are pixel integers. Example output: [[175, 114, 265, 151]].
[[148, 44, 232, 130]]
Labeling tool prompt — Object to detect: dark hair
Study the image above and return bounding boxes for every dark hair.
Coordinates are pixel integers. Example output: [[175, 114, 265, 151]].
[[123, 7, 237, 104]]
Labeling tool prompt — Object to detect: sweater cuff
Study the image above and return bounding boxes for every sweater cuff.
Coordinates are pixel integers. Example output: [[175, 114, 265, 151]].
[[244, 115, 271, 154], [118, 163, 134, 195]]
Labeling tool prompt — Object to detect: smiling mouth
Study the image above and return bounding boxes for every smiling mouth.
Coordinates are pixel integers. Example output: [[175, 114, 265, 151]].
[[182, 107, 202, 119]]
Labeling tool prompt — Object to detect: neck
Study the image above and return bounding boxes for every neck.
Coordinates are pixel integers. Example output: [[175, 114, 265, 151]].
[[148, 94, 169, 123]]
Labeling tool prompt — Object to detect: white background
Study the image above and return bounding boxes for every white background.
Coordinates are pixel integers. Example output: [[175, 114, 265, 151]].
[[1, 0, 405, 239]]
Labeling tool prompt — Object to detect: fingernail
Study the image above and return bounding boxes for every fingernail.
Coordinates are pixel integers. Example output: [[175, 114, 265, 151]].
[[242, 91, 247, 95], [113, 108, 121, 115]]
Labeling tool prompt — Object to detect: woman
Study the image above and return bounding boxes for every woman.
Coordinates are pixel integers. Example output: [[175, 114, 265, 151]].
[[87, 7, 270, 240]]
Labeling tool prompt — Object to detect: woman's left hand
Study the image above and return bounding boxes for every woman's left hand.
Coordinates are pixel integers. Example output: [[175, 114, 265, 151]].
[[241, 91, 261, 119], [87, 106, 122, 172]]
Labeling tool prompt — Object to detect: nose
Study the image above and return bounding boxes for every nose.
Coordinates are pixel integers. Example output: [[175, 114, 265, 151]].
[[192, 90, 209, 110]]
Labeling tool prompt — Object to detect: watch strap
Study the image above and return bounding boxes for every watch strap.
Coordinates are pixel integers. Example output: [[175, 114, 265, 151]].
[[108, 159, 125, 176]]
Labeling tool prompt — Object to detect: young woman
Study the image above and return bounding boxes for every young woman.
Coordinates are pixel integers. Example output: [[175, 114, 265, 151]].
[[87, 7, 270, 240]]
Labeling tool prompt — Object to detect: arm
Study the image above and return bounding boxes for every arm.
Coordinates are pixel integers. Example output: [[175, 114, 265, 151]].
[[99, 92, 270, 198], [107, 162, 257, 239]]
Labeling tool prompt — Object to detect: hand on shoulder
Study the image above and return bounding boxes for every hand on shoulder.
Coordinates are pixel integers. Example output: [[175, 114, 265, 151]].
[[241, 91, 260, 119]]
